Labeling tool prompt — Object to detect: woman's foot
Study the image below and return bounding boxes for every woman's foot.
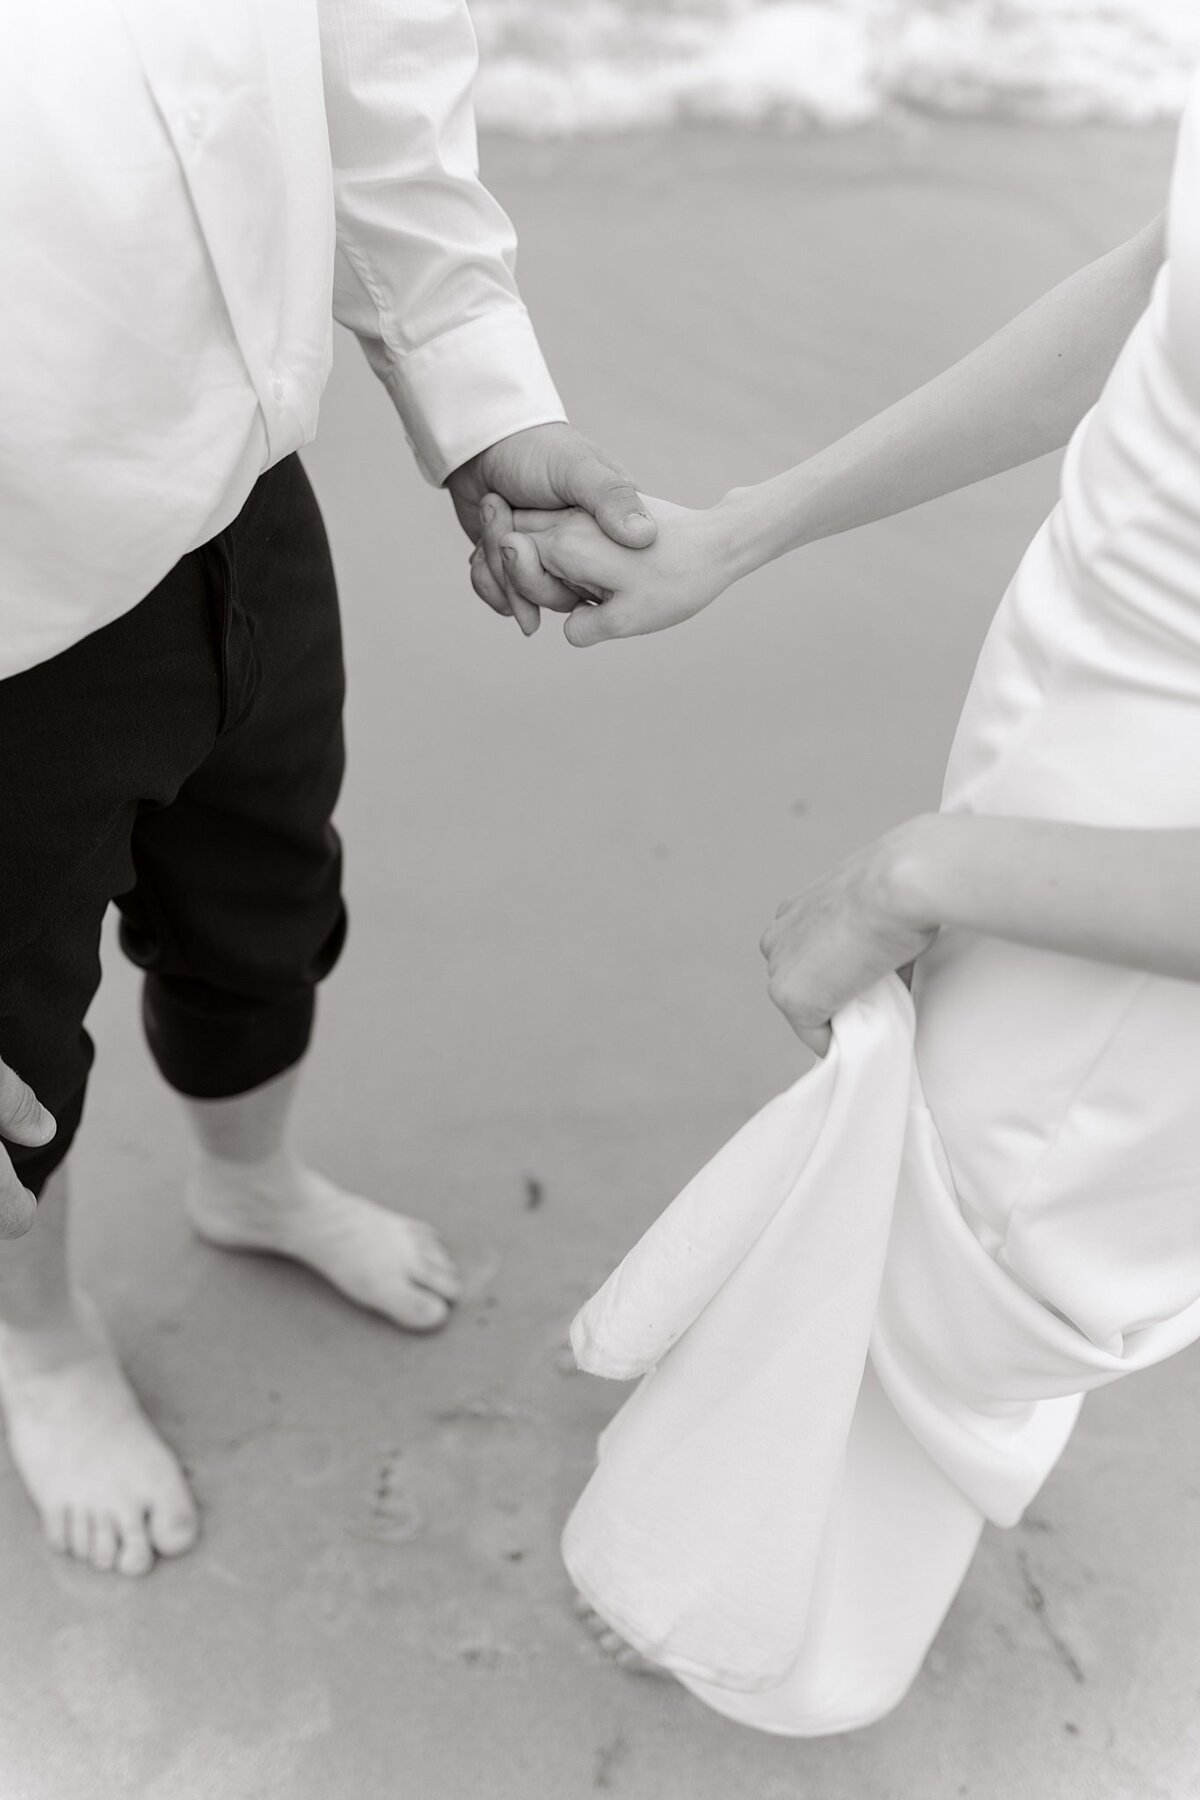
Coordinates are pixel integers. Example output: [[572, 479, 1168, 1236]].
[[0, 1297, 198, 1575], [185, 1150, 462, 1333], [575, 1597, 669, 1676]]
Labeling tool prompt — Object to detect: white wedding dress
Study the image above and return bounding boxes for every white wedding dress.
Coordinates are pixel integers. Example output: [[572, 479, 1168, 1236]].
[[561, 69, 1200, 1734]]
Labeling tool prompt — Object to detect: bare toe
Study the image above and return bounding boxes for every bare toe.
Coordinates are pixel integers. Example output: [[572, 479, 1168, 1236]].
[[413, 1244, 462, 1302], [393, 1284, 451, 1333], [67, 1507, 91, 1564], [115, 1515, 154, 1578], [149, 1493, 199, 1559], [575, 1602, 667, 1678], [43, 1505, 69, 1555], [90, 1516, 119, 1573]]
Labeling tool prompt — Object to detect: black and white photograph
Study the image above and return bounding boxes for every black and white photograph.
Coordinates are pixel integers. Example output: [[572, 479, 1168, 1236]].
[[2, 2, 1199, 1795]]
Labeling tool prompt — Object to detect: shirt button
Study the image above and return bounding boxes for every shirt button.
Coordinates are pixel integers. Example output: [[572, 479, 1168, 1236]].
[[270, 374, 286, 403], [183, 106, 205, 139]]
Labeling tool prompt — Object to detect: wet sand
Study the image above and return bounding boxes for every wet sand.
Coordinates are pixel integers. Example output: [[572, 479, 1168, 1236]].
[[3, 120, 1196, 1798]]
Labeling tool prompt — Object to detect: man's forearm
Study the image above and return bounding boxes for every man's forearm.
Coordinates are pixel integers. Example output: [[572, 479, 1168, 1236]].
[[320, 0, 565, 485], [889, 812, 1200, 984], [720, 214, 1165, 581]]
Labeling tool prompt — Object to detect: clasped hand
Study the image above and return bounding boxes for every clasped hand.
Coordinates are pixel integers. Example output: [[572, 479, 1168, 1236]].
[[480, 493, 738, 647]]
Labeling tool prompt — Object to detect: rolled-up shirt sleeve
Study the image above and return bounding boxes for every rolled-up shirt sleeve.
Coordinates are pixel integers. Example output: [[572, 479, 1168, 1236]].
[[317, 0, 566, 484]]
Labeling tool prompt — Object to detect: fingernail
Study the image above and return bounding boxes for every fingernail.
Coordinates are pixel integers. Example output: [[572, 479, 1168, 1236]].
[[501, 544, 516, 566], [480, 499, 495, 524], [625, 509, 651, 527]]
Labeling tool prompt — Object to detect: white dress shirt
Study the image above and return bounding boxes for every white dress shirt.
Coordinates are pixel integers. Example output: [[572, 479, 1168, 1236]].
[[1, 0, 565, 678]]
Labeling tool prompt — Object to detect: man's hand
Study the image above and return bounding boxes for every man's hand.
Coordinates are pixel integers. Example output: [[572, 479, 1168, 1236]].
[[444, 423, 657, 636], [0, 1058, 56, 1237], [759, 820, 940, 1056]]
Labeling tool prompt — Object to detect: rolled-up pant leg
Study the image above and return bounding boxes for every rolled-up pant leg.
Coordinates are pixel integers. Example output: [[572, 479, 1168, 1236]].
[[116, 456, 348, 1100], [0, 455, 346, 1196], [0, 562, 222, 1196]]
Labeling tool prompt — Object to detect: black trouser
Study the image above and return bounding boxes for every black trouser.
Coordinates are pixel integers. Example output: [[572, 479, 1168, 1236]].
[[0, 456, 347, 1195]]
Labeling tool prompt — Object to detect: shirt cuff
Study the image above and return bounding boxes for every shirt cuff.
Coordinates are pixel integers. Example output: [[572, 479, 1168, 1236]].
[[378, 307, 567, 486]]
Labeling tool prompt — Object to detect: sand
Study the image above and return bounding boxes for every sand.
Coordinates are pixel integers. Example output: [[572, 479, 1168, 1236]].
[[2, 119, 1195, 1800]]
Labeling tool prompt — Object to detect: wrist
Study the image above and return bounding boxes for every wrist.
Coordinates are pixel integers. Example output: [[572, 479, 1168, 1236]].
[[878, 812, 959, 931], [708, 485, 785, 586], [712, 468, 829, 585], [700, 489, 757, 589]]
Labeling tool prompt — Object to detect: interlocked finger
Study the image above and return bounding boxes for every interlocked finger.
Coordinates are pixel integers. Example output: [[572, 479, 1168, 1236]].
[[498, 533, 587, 616], [470, 545, 513, 617], [478, 495, 540, 635]]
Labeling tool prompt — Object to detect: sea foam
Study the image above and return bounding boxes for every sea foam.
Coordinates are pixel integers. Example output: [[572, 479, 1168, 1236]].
[[472, 0, 1200, 135]]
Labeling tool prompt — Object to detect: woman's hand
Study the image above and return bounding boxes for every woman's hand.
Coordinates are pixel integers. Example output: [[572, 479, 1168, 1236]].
[[765, 811, 1200, 1056], [760, 818, 941, 1056], [495, 494, 746, 646]]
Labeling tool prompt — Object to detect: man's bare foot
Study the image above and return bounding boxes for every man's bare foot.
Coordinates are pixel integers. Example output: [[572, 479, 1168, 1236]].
[[574, 1596, 669, 1676], [185, 1150, 462, 1333], [0, 1298, 198, 1575]]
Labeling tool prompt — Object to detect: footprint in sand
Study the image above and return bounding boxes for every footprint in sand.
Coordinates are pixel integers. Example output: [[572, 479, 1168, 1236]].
[[353, 1446, 424, 1544], [429, 1605, 531, 1679]]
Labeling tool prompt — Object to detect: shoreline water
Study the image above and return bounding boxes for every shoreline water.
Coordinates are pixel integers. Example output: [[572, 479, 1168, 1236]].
[[472, 0, 1199, 137]]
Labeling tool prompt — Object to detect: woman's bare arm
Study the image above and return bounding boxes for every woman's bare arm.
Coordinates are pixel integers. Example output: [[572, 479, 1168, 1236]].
[[761, 812, 1200, 1052], [725, 213, 1166, 575], [894, 814, 1200, 982], [503, 215, 1167, 645]]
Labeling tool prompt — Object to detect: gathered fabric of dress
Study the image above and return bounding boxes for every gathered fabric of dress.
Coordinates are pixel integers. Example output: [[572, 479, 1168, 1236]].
[[561, 67, 1200, 1735]]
